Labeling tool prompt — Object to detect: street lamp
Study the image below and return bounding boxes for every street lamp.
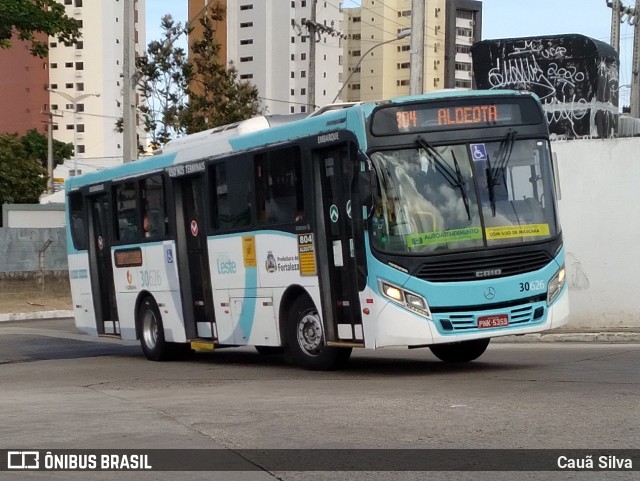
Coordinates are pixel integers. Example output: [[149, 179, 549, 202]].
[[48, 89, 101, 176], [332, 29, 411, 104]]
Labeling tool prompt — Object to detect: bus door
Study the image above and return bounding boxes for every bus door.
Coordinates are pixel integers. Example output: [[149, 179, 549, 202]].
[[313, 143, 364, 345], [173, 174, 216, 341], [87, 193, 119, 335]]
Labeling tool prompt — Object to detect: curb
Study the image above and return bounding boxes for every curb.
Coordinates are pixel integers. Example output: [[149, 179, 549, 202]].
[[0, 310, 73, 323], [493, 332, 640, 343]]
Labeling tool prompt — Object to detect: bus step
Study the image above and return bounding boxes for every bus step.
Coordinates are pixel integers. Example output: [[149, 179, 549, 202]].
[[326, 341, 364, 348], [190, 339, 216, 351], [98, 333, 121, 339]]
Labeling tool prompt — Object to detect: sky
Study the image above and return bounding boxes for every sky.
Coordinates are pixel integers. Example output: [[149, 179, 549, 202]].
[[144, 0, 633, 106]]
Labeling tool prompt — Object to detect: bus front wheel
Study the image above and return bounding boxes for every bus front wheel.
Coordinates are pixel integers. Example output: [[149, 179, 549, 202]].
[[285, 296, 351, 370], [139, 296, 171, 362], [429, 338, 490, 363]]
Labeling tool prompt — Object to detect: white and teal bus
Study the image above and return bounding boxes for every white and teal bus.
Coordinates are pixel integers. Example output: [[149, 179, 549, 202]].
[[66, 90, 568, 370]]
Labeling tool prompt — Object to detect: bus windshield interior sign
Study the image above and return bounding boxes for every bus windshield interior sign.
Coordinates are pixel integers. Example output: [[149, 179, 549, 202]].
[[371, 97, 541, 135]]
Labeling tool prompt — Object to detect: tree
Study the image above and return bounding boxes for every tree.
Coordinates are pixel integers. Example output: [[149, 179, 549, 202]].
[[0, 134, 47, 206], [130, 15, 191, 151], [21, 129, 73, 169], [0, 0, 81, 58], [182, 5, 262, 134]]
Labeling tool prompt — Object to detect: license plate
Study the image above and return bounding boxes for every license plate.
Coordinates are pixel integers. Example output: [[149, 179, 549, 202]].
[[477, 314, 509, 328]]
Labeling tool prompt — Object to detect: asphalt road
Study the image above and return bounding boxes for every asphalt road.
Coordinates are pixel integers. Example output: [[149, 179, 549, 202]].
[[0, 318, 638, 481]]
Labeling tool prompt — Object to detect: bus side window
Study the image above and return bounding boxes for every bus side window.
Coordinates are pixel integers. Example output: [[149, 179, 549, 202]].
[[256, 147, 304, 225], [69, 192, 88, 250], [210, 159, 252, 230], [115, 181, 139, 243], [141, 175, 167, 239]]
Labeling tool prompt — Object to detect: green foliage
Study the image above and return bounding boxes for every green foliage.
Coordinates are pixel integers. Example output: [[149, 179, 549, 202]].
[[0, 0, 82, 58], [0, 134, 47, 206], [182, 6, 262, 134], [21, 129, 73, 169], [127, 8, 263, 150], [133, 15, 191, 151]]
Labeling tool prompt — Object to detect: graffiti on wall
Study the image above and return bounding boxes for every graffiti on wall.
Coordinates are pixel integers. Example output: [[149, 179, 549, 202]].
[[472, 35, 619, 138]]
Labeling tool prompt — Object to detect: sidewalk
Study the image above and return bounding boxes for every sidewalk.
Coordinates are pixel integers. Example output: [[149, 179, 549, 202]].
[[1, 309, 639, 342], [0, 309, 73, 322]]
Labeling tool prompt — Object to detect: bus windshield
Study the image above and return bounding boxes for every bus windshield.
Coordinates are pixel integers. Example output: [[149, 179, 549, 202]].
[[369, 138, 559, 254]]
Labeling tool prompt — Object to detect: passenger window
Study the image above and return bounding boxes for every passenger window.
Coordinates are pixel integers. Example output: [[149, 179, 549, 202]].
[[141, 175, 167, 239], [256, 147, 304, 224], [69, 192, 87, 250], [209, 160, 252, 230], [115, 181, 139, 242]]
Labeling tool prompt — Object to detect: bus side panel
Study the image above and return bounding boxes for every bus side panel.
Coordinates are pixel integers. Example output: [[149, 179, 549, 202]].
[[208, 232, 321, 346], [110, 241, 186, 342], [68, 252, 97, 336], [254, 231, 321, 345], [208, 235, 254, 344]]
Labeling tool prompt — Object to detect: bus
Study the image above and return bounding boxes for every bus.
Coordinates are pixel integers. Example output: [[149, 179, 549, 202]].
[[65, 90, 569, 370]]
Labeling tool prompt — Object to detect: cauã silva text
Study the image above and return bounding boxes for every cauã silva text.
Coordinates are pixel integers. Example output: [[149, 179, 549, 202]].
[[557, 455, 633, 470]]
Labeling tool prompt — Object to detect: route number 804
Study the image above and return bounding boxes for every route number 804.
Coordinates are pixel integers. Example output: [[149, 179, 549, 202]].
[[519, 280, 545, 292]]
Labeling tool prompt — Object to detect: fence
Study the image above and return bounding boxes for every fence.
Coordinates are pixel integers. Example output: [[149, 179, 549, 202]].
[[0, 227, 70, 313]]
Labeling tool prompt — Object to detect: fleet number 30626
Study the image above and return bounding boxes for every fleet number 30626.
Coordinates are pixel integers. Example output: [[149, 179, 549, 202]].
[[519, 280, 545, 292]]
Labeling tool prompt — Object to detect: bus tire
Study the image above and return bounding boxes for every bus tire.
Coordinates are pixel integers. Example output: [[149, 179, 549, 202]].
[[138, 296, 171, 362], [255, 346, 284, 355], [429, 338, 490, 363], [285, 296, 351, 370]]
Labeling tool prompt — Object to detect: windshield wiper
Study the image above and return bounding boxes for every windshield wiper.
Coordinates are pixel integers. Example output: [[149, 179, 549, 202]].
[[416, 137, 471, 221], [486, 130, 516, 216]]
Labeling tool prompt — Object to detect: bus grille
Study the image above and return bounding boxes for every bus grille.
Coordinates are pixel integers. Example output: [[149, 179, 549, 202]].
[[415, 250, 551, 282], [436, 305, 545, 332]]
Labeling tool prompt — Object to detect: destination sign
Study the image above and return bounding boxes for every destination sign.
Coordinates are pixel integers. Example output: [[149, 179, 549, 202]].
[[371, 97, 542, 135]]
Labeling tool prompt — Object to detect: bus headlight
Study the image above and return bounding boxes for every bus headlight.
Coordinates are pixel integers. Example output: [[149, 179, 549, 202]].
[[380, 281, 431, 319], [547, 265, 566, 305]]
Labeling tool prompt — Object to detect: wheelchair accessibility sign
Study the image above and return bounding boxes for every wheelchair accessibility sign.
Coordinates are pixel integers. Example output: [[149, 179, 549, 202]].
[[470, 143, 487, 162]]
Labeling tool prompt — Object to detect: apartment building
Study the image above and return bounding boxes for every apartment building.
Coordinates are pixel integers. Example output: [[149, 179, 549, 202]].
[[47, 0, 146, 173], [342, 0, 481, 102], [0, 34, 50, 137], [189, 0, 343, 115]]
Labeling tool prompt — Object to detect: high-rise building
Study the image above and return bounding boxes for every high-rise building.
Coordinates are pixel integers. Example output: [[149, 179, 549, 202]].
[[0, 34, 50, 137], [189, 0, 344, 115], [342, 0, 482, 102], [0, 1, 147, 174], [47, 0, 146, 172], [187, 0, 481, 115]]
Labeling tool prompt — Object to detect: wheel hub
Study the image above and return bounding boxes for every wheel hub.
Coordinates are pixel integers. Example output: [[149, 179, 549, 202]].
[[142, 311, 158, 349], [297, 311, 323, 355]]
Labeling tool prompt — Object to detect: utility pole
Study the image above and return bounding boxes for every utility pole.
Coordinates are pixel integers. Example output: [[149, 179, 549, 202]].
[[608, 0, 640, 115], [611, 0, 621, 53], [409, 0, 425, 95], [122, 0, 137, 162], [41, 109, 63, 194], [307, 0, 317, 112], [299, 14, 346, 108], [631, 0, 640, 116]]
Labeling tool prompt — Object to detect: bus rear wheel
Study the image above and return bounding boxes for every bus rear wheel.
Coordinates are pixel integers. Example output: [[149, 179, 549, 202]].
[[429, 338, 490, 363], [139, 296, 171, 362], [285, 296, 351, 370]]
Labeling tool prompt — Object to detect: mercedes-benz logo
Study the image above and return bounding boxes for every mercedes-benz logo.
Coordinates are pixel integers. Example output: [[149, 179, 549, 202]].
[[484, 287, 496, 300]]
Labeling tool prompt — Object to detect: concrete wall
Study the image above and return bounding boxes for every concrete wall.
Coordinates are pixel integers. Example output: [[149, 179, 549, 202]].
[[554, 137, 640, 329], [2, 204, 66, 228], [0, 228, 67, 275]]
